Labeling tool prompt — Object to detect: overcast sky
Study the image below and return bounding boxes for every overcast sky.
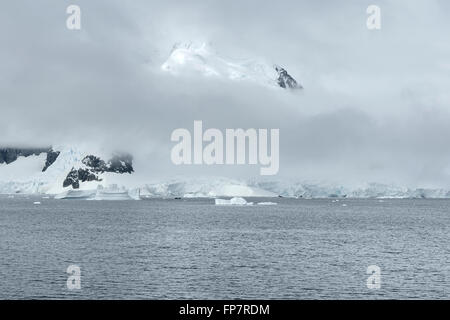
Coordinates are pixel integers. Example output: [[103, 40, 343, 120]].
[[1, 0, 450, 187]]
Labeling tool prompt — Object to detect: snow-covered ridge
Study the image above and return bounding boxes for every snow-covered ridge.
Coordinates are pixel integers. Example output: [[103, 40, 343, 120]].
[[62, 154, 133, 189], [140, 178, 450, 199], [161, 42, 302, 89], [0, 147, 60, 171], [2, 147, 450, 199], [142, 177, 277, 198], [0, 146, 135, 195], [247, 180, 450, 199]]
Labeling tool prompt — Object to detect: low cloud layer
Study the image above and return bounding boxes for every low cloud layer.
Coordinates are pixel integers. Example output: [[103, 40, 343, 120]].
[[1, 0, 450, 187]]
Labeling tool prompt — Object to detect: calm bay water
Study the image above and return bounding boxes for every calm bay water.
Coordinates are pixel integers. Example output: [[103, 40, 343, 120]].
[[0, 195, 449, 299]]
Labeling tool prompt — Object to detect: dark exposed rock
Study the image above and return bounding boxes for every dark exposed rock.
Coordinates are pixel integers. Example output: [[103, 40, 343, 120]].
[[82, 155, 107, 172], [79, 154, 133, 174], [63, 168, 80, 189], [42, 150, 60, 172], [0, 147, 62, 172], [0, 147, 50, 164], [108, 153, 134, 174], [1, 146, 134, 190], [77, 168, 100, 183], [63, 167, 101, 189], [274, 65, 302, 89], [63, 153, 134, 189]]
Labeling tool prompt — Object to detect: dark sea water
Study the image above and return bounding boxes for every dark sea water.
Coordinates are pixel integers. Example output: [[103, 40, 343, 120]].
[[0, 195, 449, 299]]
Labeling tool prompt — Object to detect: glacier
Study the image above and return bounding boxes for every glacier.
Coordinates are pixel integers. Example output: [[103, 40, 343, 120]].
[[141, 177, 277, 198], [1, 146, 450, 199]]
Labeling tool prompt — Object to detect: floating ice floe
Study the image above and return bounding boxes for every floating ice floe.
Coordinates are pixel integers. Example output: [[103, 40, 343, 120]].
[[257, 202, 277, 205], [215, 197, 253, 206]]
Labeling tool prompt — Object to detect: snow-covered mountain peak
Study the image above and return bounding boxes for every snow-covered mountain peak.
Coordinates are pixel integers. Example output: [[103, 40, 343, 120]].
[[161, 42, 302, 89], [0, 146, 135, 195], [162, 42, 221, 77]]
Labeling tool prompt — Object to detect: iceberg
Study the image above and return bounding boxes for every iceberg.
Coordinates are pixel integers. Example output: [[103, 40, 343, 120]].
[[215, 197, 253, 206], [92, 186, 141, 200], [92, 190, 133, 201], [54, 189, 96, 200], [54, 185, 141, 200]]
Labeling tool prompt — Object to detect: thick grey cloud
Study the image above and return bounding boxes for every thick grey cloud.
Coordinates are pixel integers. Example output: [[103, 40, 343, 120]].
[[1, 0, 449, 187]]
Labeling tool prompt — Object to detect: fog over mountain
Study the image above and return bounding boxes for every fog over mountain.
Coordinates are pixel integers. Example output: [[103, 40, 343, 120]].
[[1, 0, 450, 190]]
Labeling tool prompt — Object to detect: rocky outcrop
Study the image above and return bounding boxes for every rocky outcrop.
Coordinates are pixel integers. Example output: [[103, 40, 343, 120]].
[[42, 149, 60, 172], [63, 167, 100, 189], [63, 154, 134, 189], [0, 147, 61, 172], [0, 148, 50, 165], [108, 154, 134, 174], [81, 154, 134, 174], [81, 155, 108, 172], [274, 65, 302, 89]]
